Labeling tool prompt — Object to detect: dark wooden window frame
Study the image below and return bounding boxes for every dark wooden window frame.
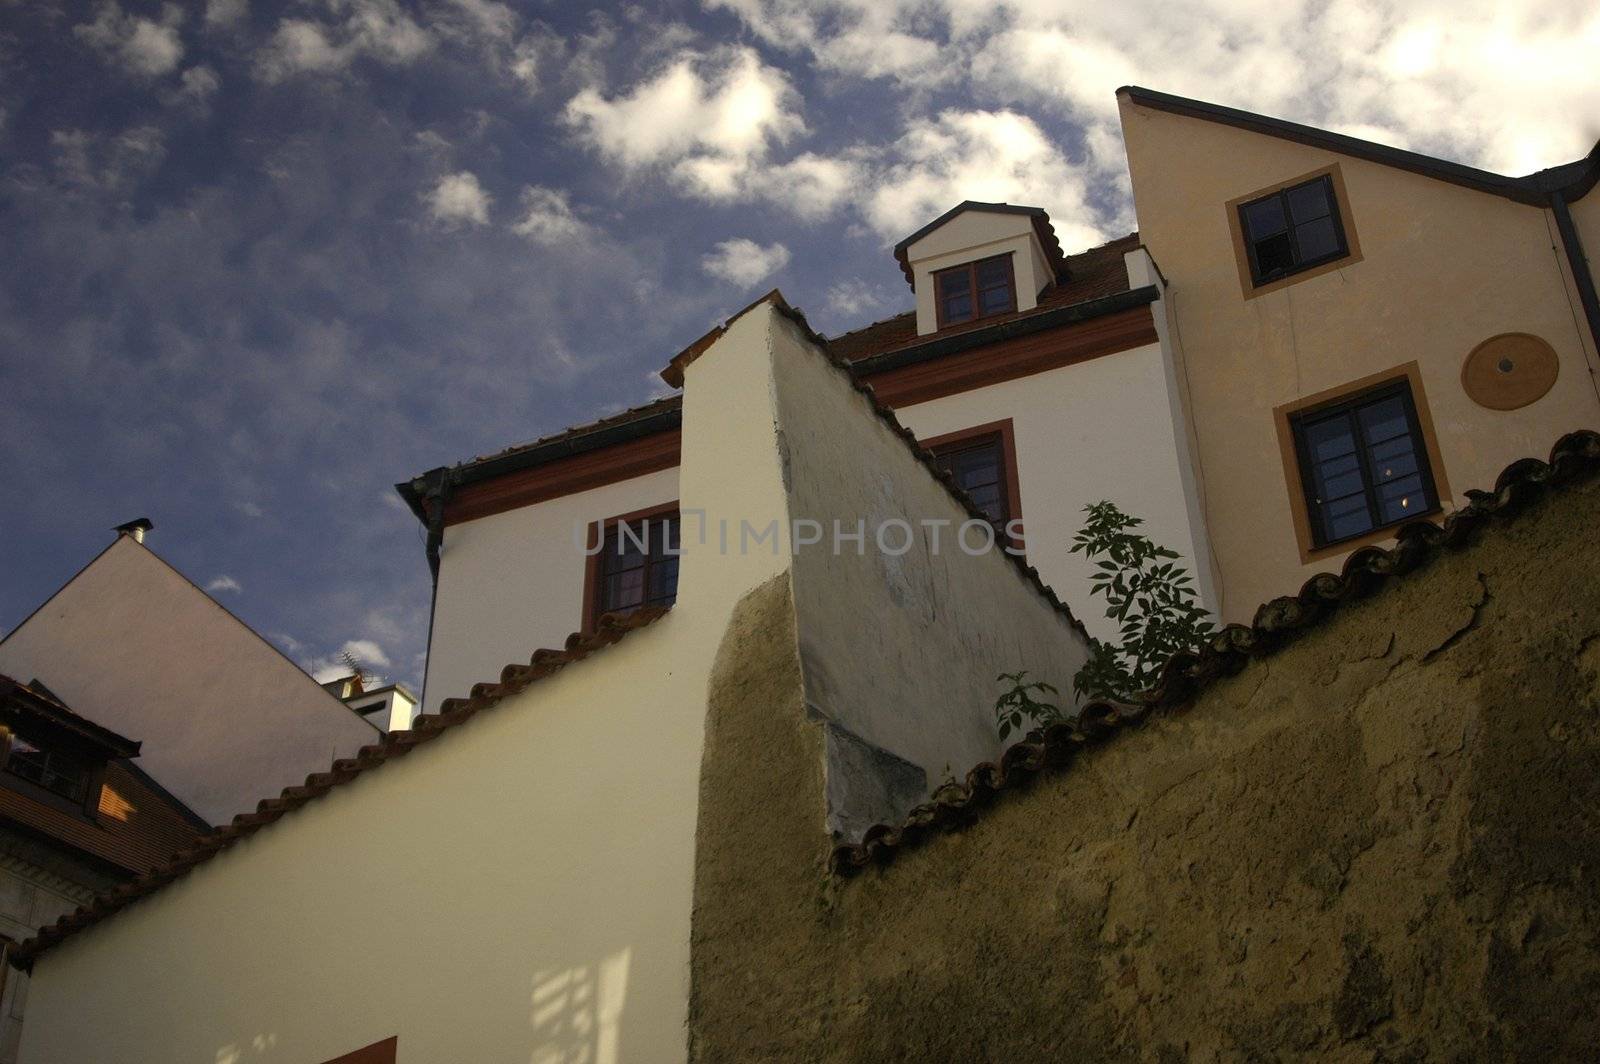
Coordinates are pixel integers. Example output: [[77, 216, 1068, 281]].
[[581, 500, 681, 633], [1225, 163, 1363, 300], [0, 720, 108, 820], [1273, 362, 1451, 563], [919, 418, 1025, 555], [932, 253, 1018, 330]]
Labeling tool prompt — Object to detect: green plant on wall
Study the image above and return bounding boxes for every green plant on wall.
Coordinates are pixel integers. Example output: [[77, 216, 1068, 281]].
[[993, 671, 1065, 741], [1069, 500, 1213, 701], [991, 502, 1214, 739]]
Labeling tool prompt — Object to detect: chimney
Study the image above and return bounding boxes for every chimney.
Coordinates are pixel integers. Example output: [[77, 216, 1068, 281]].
[[113, 518, 153, 544]]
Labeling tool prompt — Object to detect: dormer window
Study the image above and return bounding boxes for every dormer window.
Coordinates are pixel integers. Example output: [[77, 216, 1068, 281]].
[[5, 733, 92, 804], [933, 254, 1016, 328]]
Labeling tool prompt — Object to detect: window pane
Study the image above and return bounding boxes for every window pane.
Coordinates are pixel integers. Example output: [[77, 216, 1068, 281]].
[[1293, 382, 1436, 547], [1303, 416, 1357, 465], [1252, 232, 1295, 278], [1294, 217, 1341, 262], [1321, 493, 1375, 541], [648, 556, 680, 605], [1356, 396, 1408, 442], [1285, 178, 1333, 223], [974, 257, 1010, 287], [929, 437, 1009, 529], [1241, 196, 1287, 239], [978, 285, 1013, 314], [942, 292, 973, 323], [603, 569, 644, 612], [937, 269, 969, 297], [1376, 475, 1426, 523]]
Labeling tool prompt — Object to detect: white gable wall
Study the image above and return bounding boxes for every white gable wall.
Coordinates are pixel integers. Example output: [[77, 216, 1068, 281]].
[[0, 539, 376, 825], [905, 211, 1055, 335], [424, 466, 679, 713]]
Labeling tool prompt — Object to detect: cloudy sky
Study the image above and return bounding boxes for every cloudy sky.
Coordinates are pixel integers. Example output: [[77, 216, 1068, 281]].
[[2, 0, 1596, 692]]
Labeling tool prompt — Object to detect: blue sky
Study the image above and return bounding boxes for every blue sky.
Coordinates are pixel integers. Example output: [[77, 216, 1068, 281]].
[[3, 0, 1597, 691]]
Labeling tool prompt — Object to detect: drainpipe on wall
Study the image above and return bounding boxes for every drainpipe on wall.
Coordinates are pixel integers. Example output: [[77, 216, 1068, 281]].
[[415, 468, 452, 711], [1550, 191, 1600, 369]]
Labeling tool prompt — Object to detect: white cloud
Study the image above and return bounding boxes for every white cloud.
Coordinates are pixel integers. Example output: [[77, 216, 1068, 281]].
[[702, 238, 792, 287], [864, 109, 1105, 248], [427, 171, 491, 227], [704, 0, 945, 84], [510, 185, 591, 243], [257, 0, 432, 82], [710, 0, 1600, 182], [74, 1, 185, 79], [442, 0, 516, 44], [566, 47, 805, 194], [50, 126, 167, 191], [174, 64, 221, 107], [825, 278, 897, 320], [204, 0, 247, 29], [234, 500, 265, 518], [205, 575, 243, 593]]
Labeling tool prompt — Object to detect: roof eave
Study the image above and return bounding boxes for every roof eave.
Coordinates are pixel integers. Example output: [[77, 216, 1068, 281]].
[[1116, 85, 1588, 207]]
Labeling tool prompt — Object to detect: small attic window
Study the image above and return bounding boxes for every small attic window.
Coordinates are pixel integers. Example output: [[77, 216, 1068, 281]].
[[933, 254, 1016, 328]]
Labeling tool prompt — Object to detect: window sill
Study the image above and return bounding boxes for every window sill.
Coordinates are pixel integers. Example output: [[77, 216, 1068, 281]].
[[1299, 504, 1446, 566]]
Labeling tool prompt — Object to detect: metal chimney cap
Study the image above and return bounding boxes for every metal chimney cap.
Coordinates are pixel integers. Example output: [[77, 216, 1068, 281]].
[[113, 518, 153, 543]]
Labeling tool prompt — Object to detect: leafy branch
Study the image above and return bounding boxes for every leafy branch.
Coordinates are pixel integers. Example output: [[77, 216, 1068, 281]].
[[1069, 501, 1213, 701], [993, 670, 1065, 742]]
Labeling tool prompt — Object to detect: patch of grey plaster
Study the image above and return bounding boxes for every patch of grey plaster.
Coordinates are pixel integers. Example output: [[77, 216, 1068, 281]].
[[1422, 572, 1490, 663], [824, 723, 928, 842]]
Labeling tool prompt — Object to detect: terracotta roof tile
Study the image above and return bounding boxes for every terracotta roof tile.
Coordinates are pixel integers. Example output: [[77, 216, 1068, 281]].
[[830, 428, 1600, 875], [828, 233, 1140, 364], [10, 607, 669, 970]]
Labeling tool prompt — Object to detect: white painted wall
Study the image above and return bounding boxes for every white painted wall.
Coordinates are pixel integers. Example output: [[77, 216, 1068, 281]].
[[905, 210, 1053, 335], [892, 340, 1218, 642], [0, 539, 377, 825], [345, 688, 418, 733], [771, 312, 1092, 826], [424, 467, 678, 712], [17, 306, 799, 1064]]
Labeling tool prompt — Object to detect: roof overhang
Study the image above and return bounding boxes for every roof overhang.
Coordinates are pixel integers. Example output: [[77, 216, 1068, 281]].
[[1118, 85, 1600, 207], [891, 201, 1070, 290], [0, 675, 141, 759]]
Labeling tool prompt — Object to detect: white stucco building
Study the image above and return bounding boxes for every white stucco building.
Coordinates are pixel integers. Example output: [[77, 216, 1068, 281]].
[[401, 204, 1217, 722]]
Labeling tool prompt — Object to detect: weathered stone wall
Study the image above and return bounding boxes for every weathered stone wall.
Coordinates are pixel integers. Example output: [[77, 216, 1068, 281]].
[[690, 474, 1600, 1061]]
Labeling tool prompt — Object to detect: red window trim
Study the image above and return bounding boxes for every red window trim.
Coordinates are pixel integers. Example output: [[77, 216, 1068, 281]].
[[581, 500, 681, 634], [918, 418, 1025, 556], [932, 253, 1018, 330], [320, 1037, 397, 1064]]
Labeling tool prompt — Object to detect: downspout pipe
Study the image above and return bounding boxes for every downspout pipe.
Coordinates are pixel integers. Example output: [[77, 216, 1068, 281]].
[[413, 467, 452, 711], [1551, 191, 1600, 363]]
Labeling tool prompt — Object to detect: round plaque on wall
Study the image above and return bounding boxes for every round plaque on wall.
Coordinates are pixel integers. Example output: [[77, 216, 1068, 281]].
[[1461, 333, 1559, 411]]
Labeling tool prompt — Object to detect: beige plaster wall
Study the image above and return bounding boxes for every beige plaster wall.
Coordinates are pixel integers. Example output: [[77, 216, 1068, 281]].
[[1120, 98, 1600, 618], [0, 538, 376, 825], [16, 305, 802, 1064], [690, 467, 1600, 1061], [768, 313, 1092, 832]]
